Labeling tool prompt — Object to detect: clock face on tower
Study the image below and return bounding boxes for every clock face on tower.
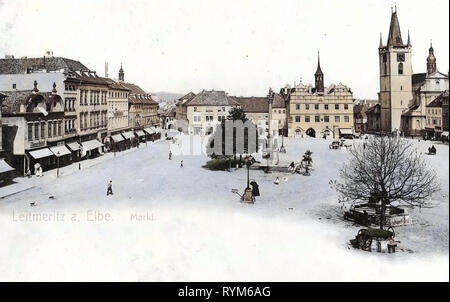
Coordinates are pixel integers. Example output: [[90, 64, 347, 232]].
[[397, 53, 405, 62]]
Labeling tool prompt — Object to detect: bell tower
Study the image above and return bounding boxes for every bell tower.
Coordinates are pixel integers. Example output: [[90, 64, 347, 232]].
[[119, 64, 124, 81], [378, 6, 413, 133], [427, 41, 437, 74]]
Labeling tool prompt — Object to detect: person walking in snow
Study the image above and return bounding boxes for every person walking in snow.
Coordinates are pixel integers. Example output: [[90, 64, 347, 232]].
[[169, 150, 172, 160], [180, 160, 184, 168], [274, 177, 280, 185], [107, 180, 113, 196]]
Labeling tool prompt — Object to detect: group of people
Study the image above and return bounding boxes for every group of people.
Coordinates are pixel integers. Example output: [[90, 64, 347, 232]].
[[169, 151, 184, 168], [25, 163, 44, 178], [428, 145, 437, 155]]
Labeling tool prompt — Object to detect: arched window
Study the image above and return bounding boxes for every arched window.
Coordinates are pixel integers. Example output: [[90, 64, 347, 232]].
[[398, 63, 403, 75]]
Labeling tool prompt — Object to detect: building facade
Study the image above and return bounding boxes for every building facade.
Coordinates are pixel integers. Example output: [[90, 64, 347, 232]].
[[175, 92, 196, 123], [366, 103, 382, 133], [185, 90, 238, 135], [288, 55, 354, 138], [401, 44, 449, 136], [230, 96, 269, 137], [107, 81, 131, 135]]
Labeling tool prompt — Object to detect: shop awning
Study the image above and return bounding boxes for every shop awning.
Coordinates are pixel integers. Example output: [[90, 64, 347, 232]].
[[49, 145, 71, 157], [66, 142, 82, 151], [136, 130, 146, 137], [339, 128, 353, 135], [81, 139, 104, 151], [441, 131, 449, 137], [111, 134, 125, 142], [144, 127, 154, 134], [28, 148, 54, 159], [121, 131, 135, 140], [0, 159, 15, 174]]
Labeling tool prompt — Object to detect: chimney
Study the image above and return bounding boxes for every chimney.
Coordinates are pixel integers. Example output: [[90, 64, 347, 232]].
[[105, 62, 109, 78]]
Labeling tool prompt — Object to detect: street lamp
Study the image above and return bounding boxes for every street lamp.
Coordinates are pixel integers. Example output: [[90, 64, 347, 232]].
[[56, 151, 60, 178], [245, 155, 254, 189]]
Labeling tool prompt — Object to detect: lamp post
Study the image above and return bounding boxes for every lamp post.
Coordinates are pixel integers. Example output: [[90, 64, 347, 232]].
[[56, 151, 60, 178], [245, 155, 253, 189]]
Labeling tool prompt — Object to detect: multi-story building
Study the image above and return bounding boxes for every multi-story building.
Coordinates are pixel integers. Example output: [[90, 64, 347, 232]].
[[117, 66, 159, 130], [230, 96, 269, 136], [0, 92, 5, 155], [270, 92, 288, 137], [442, 90, 449, 133], [175, 92, 196, 123], [401, 44, 449, 136], [353, 101, 379, 134], [424, 95, 443, 139], [0, 92, 15, 181], [185, 90, 239, 135], [107, 81, 131, 135], [288, 55, 354, 138], [1, 82, 69, 175]]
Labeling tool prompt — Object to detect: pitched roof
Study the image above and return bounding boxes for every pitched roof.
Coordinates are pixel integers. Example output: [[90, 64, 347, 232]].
[[118, 82, 147, 95], [427, 90, 448, 108], [129, 94, 158, 105], [229, 96, 269, 113], [186, 90, 238, 106], [387, 11, 404, 47], [272, 93, 286, 108], [176, 92, 196, 105], [0, 57, 90, 74], [366, 103, 381, 116]]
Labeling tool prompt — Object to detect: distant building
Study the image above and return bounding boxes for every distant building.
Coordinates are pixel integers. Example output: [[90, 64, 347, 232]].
[[401, 43, 449, 136], [442, 90, 449, 133], [353, 101, 379, 134], [185, 90, 238, 135], [424, 90, 449, 140], [366, 103, 382, 133], [270, 92, 288, 137], [229, 96, 269, 137], [159, 105, 177, 130], [117, 66, 159, 130], [0, 92, 6, 156], [175, 92, 196, 123], [287, 54, 354, 138]]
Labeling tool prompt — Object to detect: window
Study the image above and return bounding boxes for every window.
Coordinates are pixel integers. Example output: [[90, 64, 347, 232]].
[[324, 104, 328, 110], [335, 116, 340, 122], [335, 104, 339, 110], [324, 116, 329, 122], [48, 121, 52, 137], [398, 63, 403, 75], [34, 123, 39, 140], [295, 116, 300, 122], [315, 116, 320, 122], [296, 104, 300, 110], [344, 104, 349, 110], [315, 104, 319, 110], [12, 83, 16, 89], [41, 123, 45, 139], [344, 116, 350, 123], [305, 104, 310, 110], [194, 107, 198, 112], [28, 124, 33, 141], [305, 116, 310, 123]]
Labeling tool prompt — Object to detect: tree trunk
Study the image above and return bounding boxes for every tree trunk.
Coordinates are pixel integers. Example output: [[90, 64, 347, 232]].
[[380, 198, 385, 230]]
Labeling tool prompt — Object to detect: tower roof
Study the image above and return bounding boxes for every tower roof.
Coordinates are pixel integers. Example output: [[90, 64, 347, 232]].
[[387, 10, 404, 47], [315, 51, 323, 75]]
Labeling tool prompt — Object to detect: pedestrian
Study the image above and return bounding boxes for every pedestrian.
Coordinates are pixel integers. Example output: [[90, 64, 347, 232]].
[[250, 181, 260, 201], [180, 160, 184, 168], [107, 180, 113, 196], [169, 150, 172, 160], [274, 177, 280, 185]]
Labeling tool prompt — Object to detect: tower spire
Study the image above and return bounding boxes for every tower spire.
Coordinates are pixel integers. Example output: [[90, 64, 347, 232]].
[[314, 51, 324, 93], [427, 39, 437, 74], [379, 32, 384, 48], [119, 63, 124, 81], [387, 6, 403, 47]]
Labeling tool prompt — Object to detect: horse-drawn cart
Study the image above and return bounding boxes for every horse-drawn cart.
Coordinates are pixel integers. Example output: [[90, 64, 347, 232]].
[[350, 227, 396, 252]]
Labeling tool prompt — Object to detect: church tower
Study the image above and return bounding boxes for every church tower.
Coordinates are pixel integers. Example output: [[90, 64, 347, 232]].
[[378, 7, 413, 133], [119, 64, 124, 81], [314, 52, 324, 93], [427, 41, 437, 74]]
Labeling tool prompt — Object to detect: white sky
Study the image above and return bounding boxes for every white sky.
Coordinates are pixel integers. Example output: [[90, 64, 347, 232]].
[[0, 0, 448, 99]]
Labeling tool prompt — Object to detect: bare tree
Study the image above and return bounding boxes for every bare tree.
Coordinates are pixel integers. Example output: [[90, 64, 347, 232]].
[[333, 136, 440, 229]]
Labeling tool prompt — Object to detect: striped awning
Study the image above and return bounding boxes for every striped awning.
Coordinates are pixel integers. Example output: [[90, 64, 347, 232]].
[[135, 130, 146, 137], [66, 142, 82, 151], [144, 127, 154, 134], [111, 134, 125, 142], [339, 128, 353, 135], [49, 145, 71, 157], [121, 131, 135, 140], [28, 148, 54, 159], [81, 139, 104, 151], [0, 159, 15, 174]]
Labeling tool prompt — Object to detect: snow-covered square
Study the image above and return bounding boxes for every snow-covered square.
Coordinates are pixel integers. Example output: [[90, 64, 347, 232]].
[[0, 135, 448, 281]]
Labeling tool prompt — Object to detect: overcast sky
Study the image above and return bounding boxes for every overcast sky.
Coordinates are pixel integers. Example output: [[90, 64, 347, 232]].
[[0, 0, 448, 99]]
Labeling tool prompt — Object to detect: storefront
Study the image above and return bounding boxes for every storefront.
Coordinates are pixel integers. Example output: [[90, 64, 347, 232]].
[[339, 128, 353, 139], [80, 139, 104, 159], [27, 147, 55, 174], [0, 159, 15, 185], [121, 131, 135, 148], [66, 142, 82, 162], [111, 134, 126, 152], [49, 145, 72, 169]]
